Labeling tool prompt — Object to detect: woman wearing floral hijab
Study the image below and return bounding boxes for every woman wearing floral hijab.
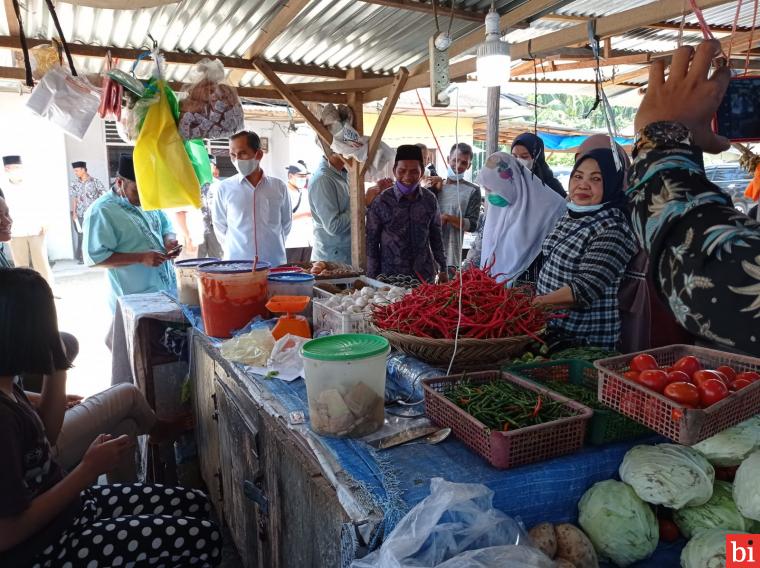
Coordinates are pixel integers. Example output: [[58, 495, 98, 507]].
[[534, 148, 638, 349], [476, 152, 565, 283]]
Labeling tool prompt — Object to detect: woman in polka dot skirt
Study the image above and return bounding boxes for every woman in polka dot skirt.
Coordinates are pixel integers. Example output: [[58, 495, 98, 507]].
[[0, 268, 221, 567]]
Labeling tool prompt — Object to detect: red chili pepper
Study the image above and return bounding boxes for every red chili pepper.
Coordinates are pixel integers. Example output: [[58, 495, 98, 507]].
[[532, 396, 543, 418]]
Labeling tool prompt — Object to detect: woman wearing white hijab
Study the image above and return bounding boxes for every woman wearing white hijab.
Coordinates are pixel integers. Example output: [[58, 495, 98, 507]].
[[475, 152, 566, 282]]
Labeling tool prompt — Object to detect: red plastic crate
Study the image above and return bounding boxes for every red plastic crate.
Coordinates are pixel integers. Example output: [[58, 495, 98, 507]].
[[595, 345, 760, 445], [422, 371, 592, 469]]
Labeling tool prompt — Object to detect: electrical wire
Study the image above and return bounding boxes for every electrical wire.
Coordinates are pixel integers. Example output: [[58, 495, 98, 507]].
[[447, 0, 456, 36], [433, 0, 440, 33], [415, 89, 448, 164]]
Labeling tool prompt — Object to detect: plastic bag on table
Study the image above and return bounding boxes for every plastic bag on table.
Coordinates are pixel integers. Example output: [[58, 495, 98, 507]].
[[178, 58, 244, 140], [267, 334, 308, 374], [133, 80, 202, 210], [350, 478, 533, 568], [25, 66, 100, 140], [220, 328, 275, 366]]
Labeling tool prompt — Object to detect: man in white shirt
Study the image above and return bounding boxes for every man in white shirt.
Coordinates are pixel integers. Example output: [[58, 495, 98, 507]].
[[213, 131, 292, 266]]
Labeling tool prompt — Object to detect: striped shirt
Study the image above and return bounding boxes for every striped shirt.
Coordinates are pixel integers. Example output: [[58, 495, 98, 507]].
[[537, 207, 637, 349]]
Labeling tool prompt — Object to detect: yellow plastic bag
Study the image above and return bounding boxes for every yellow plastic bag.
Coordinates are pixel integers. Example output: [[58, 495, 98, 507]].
[[133, 80, 201, 211]]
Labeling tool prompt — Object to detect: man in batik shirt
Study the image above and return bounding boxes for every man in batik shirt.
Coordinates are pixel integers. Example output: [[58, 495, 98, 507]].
[[70, 161, 106, 263]]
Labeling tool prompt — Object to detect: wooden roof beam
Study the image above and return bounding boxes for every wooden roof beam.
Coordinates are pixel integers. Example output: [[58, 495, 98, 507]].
[[541, 12, 736, 34], [356, 0, 486, 23], [510, 53, 652, 77], [252, 56, 334, 146], [0, 35, 389, 80], [228, 0, 311, 85]]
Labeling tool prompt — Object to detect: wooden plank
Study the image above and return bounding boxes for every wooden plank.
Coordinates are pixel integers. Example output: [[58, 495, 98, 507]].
[[511, 53, 652, 77], [0, 65, 25, 79], [356, 0, 486, 22], [4, 0, 19, 37], [288, 77, 391, 93], [360, 66, 409, 178], [252, 57, 334, 146], [0, 35, 387, 80], [228, 0, 311, 85], [346, 68, 366, 270], [365, 57, 467, 101]]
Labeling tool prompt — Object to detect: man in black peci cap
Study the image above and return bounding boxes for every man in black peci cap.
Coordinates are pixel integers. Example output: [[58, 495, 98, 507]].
[[82, 154, 180, 330], [69, 160, 106, 263]]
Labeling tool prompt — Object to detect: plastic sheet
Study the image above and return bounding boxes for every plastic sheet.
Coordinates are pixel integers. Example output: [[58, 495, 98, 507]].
[[351, 478, 535, 568], [219, 328, 275, 366], [26, 66, 100, 140]]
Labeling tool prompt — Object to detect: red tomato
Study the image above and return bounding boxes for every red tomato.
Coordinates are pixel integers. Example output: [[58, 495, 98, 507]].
[[636, 369, 670, 393], [730, 378, 753, 391], [717, 365, 737, 382], [693, 370, 730, 388], [672, 355, 702, 378], [736, 371, 760, 383], [664, 382, 701, 407], [698, 378, 729, 407], [631, 354, 659, 373], [667, 371, 692, 385], [623, 370, 641, 382], [658, 519, 680, 542]]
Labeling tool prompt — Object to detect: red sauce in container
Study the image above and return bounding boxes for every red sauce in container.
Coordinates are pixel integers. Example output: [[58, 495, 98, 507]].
[[197, 261, 270, 338]]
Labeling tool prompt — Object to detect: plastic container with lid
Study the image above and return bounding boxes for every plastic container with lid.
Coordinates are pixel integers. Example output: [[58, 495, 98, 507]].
[[301, 334, 390, 438], [197, 260, 270, 338], [175, 257, 219, 305], [267, 273, 315, 299]]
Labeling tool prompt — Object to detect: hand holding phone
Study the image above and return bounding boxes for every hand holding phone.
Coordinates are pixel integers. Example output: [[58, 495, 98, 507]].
[[166, 245, 183, 258]]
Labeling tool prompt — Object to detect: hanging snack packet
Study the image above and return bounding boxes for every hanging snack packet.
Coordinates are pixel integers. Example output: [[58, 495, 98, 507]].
[[179, 58, 244, 140]]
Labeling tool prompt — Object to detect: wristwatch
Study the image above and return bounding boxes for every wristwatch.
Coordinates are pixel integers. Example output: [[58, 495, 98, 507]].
[[635, 121, 693, 153]]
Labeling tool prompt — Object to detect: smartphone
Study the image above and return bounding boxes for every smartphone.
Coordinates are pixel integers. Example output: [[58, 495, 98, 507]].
[[714, 76, 760, 142], [166, 245, 183, 258], [425, 163, 438, 178]]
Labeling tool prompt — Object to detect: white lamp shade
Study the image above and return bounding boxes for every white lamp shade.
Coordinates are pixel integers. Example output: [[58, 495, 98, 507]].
[[476, 52, 511, 87]]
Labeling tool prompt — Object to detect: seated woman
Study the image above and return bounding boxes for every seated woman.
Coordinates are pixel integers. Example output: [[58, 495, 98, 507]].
[[0, 268, 221, 567], [534, 148, 638, 349], [475, 152, 566, 283], [511, 132, 567, 197]]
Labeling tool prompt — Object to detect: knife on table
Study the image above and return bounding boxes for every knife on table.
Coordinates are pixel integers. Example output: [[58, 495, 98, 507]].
[[368, 426, 440, 450]]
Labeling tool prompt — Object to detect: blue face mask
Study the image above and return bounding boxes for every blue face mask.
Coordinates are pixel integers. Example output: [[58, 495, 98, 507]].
[[447, 166, 465, 181], [487, 193, 509, 207], [567, 202, 603, 213]]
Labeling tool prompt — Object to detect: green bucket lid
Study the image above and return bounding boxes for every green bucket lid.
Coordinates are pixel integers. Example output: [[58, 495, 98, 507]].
[[302, 334, 390, 362]]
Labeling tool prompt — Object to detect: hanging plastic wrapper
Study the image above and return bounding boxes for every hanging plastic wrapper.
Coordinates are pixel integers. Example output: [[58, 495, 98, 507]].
[[25, 66, 101, 140], [15, 43, 60, 80], [133, 75, 203, 210], [178, 58, 244, 141], [98, 53, 123, 121]]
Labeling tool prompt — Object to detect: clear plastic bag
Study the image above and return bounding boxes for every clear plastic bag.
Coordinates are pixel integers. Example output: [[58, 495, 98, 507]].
[[220, 328, 275, 366], [25, 66, 100, 140], [268, 334, 308, 372], [435, 545, 554, 568], [351, 478, 536, 568], [179, 58, 244, 140]]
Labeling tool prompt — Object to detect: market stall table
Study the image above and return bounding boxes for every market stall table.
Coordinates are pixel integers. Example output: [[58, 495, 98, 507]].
[[132, 292, 685, 567]]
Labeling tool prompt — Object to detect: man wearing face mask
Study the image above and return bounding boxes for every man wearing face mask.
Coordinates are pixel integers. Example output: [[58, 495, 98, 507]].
[[366, 145, 448, 283], [285, 160, 313, 253], [436, 143, 481, 268], [213, 131, 291, 266], [309, 149, 352, 264], [83, 154, 179, 315]]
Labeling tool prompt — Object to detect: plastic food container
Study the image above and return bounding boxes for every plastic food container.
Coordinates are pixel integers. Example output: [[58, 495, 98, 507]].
[[175, 257, 219, 305], [301, 334, 390, 438], [197, 260, 270, 338], [267, 273, 315, 299]]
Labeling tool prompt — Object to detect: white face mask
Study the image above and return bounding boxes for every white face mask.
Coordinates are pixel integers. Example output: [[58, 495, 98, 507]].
[[293, 177, 308, 189], [447, 166, 465, 181], [567, 202, 603, 213], [516, 157, 534, 171], [233, 158, 259, 177]]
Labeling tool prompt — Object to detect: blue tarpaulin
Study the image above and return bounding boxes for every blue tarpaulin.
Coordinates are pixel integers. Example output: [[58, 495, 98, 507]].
[[538, 131, 634, 152]]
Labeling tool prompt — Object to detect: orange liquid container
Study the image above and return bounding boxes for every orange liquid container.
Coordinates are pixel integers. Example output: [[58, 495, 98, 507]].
[[197, 261, 270, 338]]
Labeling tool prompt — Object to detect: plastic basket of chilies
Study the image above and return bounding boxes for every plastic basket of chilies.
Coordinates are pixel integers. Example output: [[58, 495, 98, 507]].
[[422, 370, 592, 469], [595, 345, 760, 445], [509, 359, 652, 445]]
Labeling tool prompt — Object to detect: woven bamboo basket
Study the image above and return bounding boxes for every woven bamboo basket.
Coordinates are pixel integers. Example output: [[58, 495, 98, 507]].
[[372, 326, 541, 369]]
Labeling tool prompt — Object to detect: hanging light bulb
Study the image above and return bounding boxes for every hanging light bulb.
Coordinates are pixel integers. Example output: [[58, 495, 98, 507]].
[[476, 7, 510, 87]]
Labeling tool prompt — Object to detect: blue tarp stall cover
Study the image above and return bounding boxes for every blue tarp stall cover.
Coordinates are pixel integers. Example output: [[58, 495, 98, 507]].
[[538, 131, 635, 151]]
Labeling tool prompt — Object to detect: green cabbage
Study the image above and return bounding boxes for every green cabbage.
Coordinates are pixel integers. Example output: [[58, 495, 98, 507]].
[[694, 417, 760, 467], [673, 481, 752, 538], [733, 450, 760, 521], [619, 444, 714, 509], [578, 480, 658, 567], [680, 528, 746, 568]]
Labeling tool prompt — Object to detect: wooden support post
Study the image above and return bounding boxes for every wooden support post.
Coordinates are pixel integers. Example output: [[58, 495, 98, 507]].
[[486, 87, 500, 156], [346, 68, 366, 269], [360, 67, 409, 178], [252, 57, 333, 147]]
